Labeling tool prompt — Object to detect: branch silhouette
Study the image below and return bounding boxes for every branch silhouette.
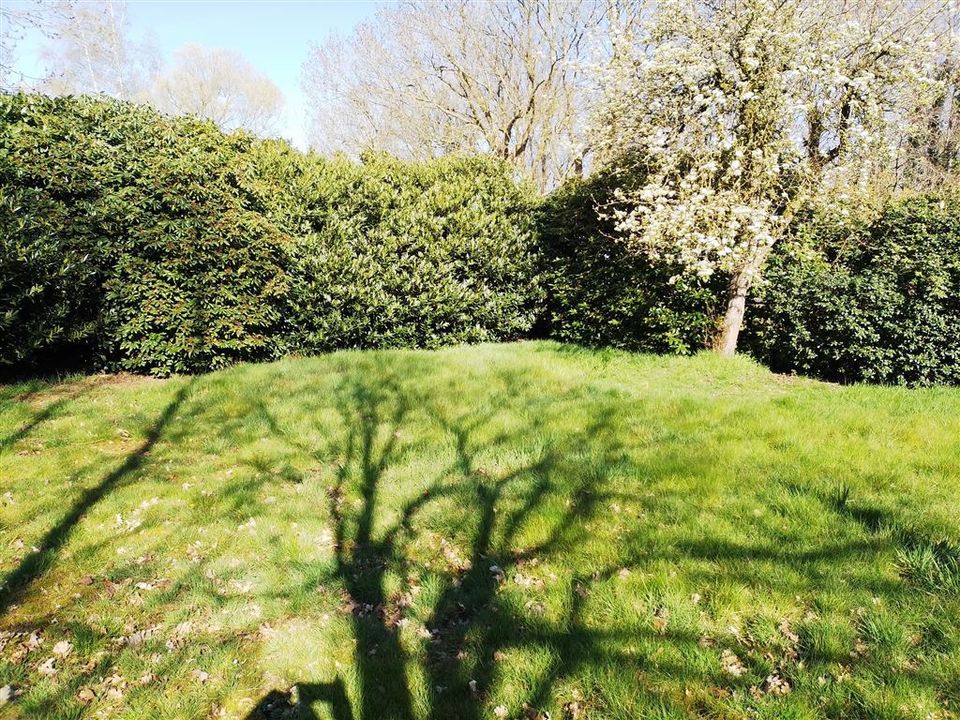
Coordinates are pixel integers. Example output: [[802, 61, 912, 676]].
[[0, 381, 193, 617]]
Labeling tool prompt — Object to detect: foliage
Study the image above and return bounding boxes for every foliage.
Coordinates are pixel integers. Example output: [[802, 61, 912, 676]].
[[283, 152, 541, 353], [0, 93, 292, 376], [0, 93, 540, 376], [1, 93, 117, 372], [100, 126, 293, 375], [537, 171, 721, 353], [2, 343, 960, 718], [745, 195, 960, 386]]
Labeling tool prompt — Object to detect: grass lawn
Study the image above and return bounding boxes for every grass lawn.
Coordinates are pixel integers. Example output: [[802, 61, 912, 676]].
[[1, 342, 959, 720]]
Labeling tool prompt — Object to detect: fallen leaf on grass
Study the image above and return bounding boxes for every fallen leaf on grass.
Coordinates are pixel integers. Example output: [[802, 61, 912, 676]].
[[229, 579, 254, 594], [525, 600, 546, 615], [522, 705, 551, 719], [779, 619, 799, 644], [80, 652, 106, 673], [763, 674, 791, 696], [513, 573, 544, 590], [52, 641, 72, 657], [721, 649, 746, 677], [652, 607, 670, 634], [121, 625, 160, 648]]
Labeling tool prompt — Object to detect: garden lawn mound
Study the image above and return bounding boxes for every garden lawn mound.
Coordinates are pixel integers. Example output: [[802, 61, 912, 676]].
[[1, 342, 959, 719]]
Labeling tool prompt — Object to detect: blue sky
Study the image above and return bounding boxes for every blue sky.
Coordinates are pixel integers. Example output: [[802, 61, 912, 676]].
[[10, 0, 381, 147]]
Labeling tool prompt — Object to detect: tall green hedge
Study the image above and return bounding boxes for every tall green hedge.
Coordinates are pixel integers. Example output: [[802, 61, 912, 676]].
[[744, 195, 960, 386], [1, 94, 292, 375], [1, 95, 112, 370], [262, 148, 540, 353], [4, 93, 960, 385], [0, 94, 540, 376], [536, 172, 721, 354]]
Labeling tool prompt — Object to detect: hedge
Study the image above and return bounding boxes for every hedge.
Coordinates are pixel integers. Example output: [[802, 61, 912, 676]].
[[258, 146, 541, 353], [536, 171, 721, 354], [1, 94, 292, 375], [4, 92, 960, 386], [744, 195, 960, 386], [0, 94, 540, 376]]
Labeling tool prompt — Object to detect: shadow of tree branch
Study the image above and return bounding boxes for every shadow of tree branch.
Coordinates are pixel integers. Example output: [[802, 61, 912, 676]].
[[0, 381, 193, 617]]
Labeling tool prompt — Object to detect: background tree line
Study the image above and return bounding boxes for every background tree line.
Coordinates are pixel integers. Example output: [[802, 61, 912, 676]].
[[1, 0, 284, 134]]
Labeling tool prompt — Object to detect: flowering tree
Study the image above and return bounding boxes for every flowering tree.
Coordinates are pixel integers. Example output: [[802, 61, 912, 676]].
[[595, 0, 949, 355]]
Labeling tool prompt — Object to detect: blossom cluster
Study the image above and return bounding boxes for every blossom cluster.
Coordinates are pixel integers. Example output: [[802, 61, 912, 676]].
[[594, 0, 948, 284]]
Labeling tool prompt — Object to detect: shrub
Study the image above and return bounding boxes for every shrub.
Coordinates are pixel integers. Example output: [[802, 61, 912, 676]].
[[745, 195, 960, 386], [0, 95, 113, 372], [0, 93, 292, 376], [278, 152, 541, 353], [100, 120, 292, 375], [1, 94, 541, 375], [536, 171, 721, 354]]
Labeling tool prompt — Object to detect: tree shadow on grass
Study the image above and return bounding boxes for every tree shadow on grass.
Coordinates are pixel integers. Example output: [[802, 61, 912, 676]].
[[245, 679, 354, 720], [13, 353, 955, 719], [0, 381, 193, 618], [0, 384, 93, 455], [243, 357, 703, 720], [250, 358, 960, 719]]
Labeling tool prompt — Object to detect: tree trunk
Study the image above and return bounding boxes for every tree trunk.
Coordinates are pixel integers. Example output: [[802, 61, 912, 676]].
[[715, 269, 752, 357]]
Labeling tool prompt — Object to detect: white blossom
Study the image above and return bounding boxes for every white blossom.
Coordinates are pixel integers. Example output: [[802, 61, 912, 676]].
[[592, 0, 947, 351]]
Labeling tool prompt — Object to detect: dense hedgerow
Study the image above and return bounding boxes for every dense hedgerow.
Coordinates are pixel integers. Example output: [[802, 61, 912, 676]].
[[1, 95, 113, 371], [538, 177, 960, 386], [1, 94, 291, 375], [744, 195, 960, 386], [4, 93, 960, 385], [250, 144, 541, 353], [536, 171, 721, 354], [0, 94, 540, 375]]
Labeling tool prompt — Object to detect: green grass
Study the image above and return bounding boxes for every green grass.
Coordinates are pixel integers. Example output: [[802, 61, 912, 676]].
[[1, 342, 959, 720]]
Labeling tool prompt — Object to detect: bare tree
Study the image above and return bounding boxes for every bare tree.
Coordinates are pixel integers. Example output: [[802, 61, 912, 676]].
[[302, 0, 614, 192], [148, 44, 284, 136], [8, 0, 283, 137], [37, 0, 158, 100], [1, 0, 75, 90]]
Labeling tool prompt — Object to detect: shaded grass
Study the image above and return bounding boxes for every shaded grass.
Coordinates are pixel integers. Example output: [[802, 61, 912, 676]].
[[0, 342, 959, 719]]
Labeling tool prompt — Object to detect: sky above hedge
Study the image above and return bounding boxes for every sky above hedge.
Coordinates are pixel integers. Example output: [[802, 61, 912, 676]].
[[6, 0, 378, 148]]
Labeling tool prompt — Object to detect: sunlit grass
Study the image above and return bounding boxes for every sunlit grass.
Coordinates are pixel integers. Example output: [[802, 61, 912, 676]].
[[1, 342, 959, 719]]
